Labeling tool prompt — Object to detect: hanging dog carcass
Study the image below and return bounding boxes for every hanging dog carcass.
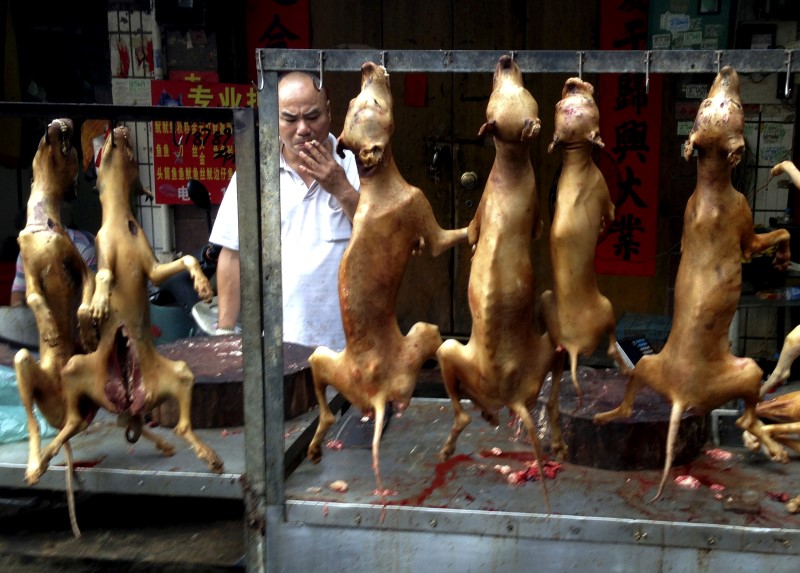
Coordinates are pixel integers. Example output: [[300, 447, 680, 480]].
[[14, 118, 97, 537], [36, 125, 224, 482], [594, 67, 791, 500], [436, 55, 561, 511], [541, 78, 630, 453], [306, 61, 468, 493]]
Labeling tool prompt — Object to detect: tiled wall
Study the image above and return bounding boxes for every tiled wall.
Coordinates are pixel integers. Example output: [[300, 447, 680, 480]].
[[745, 104, 796, 228], [107, 9, 173, 255]]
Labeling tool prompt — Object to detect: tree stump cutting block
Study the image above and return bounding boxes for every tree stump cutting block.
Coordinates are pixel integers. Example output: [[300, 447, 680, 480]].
[[151, 336, 316, 428], [539, 367, 710, 471]]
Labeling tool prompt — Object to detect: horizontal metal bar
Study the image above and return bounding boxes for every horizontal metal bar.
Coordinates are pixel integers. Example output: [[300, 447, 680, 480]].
[[0, 101, 237, 122], [0, 463, 244, 500], [258, 49, 799, 75], [286, 500, 800, 556]]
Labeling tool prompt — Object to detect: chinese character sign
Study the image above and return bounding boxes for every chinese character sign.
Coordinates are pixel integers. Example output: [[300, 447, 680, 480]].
[[246, 0, 310, 84], [596, 0, 661, 276], [151, 80, 257, 204]]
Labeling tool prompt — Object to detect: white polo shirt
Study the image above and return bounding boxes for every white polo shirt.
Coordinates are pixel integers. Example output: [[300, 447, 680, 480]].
[[209, 133, 358, 350]]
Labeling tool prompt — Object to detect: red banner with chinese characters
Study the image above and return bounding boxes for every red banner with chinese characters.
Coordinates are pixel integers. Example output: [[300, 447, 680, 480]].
[[596, 0, 661, 276], [151, 80, 258, 205], [246, 0, 310, 84]]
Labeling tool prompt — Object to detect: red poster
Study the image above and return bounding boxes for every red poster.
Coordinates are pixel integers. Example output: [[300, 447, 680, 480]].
[[168, 70, 220, 83], [596, 0, 661, 276], [246, 0, 310, 84], [151, 80, 258, 205]]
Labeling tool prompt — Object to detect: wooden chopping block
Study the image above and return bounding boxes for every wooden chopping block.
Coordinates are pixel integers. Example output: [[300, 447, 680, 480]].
[[539, 367, 709, 471], [150, 336, 316, 428]]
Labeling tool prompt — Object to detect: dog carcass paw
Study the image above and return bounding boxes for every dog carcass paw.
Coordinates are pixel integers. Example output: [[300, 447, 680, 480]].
[[742, 430, 760, 452], [25, 464, 46, 486]]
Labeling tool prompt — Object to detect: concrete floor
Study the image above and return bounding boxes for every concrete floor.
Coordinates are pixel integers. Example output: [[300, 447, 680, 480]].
[[0, 489, 245, 572]]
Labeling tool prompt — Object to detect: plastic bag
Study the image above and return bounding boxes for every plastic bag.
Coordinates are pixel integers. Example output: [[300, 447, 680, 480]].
[[0, 364, 57, 444]]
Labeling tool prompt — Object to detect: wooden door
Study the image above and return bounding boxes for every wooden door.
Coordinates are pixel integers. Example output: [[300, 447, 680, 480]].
[[311, 0, 604, 337]]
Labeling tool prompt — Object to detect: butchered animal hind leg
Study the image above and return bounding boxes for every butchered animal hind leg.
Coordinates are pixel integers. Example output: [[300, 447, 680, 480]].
[[509, 401, 551, 514], [161, 357, 223, 472], [307, 347, 344, 463], [437, 340, 477, 460], [14, 349, 48, 485]]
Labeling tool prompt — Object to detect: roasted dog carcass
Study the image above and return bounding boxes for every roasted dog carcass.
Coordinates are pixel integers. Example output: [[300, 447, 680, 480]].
[[541, 78, 629, 454], [37, 125, 223, 480], [761, 323, 800, 398], [594, 67, 791, 500], [306, 61, 467, 493], [748, 390, 800, 513], [436, 55, 560, 511], [14, 118, 97, 537], [757, 161, 800, 398]]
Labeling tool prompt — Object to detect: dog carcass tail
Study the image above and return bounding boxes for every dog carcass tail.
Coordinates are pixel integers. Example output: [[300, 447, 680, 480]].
[[64, 441, 81, 538]]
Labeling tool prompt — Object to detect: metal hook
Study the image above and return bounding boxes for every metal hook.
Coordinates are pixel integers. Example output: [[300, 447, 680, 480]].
[[577, 51, 585, 80], [381, 50, 387, 68], [510, 50, 517, 62], [715, 51, 722, 75], [785, 50, 793, 99], [644, 50, 651, 95], [318, 50, 325, 91], [256, 52, 264, 91]]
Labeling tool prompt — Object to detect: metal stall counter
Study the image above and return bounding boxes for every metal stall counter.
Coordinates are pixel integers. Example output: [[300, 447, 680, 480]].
[[247, 49, 800, 573]]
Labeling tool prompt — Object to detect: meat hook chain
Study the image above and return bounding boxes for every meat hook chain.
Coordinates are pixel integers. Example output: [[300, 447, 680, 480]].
[[786, 50, 793, 98], [578, 50, 585, 80], [715, 50, 722, 75], [381, 50, 387, 69], [644, 50, 651, 94]]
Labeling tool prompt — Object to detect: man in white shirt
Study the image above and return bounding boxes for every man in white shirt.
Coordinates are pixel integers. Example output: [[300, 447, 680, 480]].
[[209, 71, 360, 350]]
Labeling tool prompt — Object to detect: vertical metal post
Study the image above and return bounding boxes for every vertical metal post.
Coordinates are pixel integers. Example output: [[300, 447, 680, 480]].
[[261, 68, 286, 572], [237, 64, 285, 571], [234, 106, 264, 572]]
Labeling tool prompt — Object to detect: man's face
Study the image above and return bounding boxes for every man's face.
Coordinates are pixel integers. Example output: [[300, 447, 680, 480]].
[[278, 73, 331, 160]]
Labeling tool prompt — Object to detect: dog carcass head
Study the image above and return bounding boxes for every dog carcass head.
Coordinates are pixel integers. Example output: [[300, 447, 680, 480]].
[[97, 125, 148, 200], [337, 61, 394, 174], [479, 55, 540, 143], [683, 66, 745, 167], [549, 78, 603, 153], [33, 118, 79, 200]]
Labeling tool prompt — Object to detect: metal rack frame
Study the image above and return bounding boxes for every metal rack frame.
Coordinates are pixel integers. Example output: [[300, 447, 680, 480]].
[[242, 49, 800, 572]]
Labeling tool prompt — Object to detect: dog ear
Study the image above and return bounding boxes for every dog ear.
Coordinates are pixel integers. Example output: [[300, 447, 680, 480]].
[[683, 135, 695, 161], [588, 130, 605, 149], [520, 117, 541, 142], [478, 120, 496, 138], [727, 142, 744, 168]]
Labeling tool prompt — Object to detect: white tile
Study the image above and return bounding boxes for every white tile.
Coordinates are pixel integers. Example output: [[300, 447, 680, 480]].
[[107, 11, 119, 32], [118, 10, 131, 33], [759, 122, 794, 165], [755, 187, 768, 210]]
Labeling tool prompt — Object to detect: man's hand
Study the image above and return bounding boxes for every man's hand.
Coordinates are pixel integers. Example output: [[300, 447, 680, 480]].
[[299, 139, 360, 221], [299, 140, 350, 194]]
